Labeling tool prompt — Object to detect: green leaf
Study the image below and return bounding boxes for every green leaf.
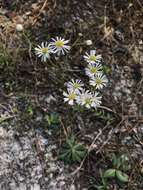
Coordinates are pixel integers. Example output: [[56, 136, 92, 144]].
[[27, 105, 33, 116], [112, 153, 117, 167], [116, 170, 129, 182], [58, 136, 86, 163], [44, 113, 59, 127], [104, 169, 116, 178], [116, 157, 122, 169], [96, 186, 106, 190]]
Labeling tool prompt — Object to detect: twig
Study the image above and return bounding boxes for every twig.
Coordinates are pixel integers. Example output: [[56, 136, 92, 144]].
[[0, 115, 16, 124], [71, 123, 110, 176], [132, 77, 143, 104], [60, 117, 68, 138], [96, 128, 114, 154], [32, 0, 48, 26], [136, 0, 143, 12], [98, 105, 116, 114]]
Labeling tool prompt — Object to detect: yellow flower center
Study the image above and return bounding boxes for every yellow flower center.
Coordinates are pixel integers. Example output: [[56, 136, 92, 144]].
[[89, 55, 96, 61], [41, 48, 48, 54], [96, 78, 102, 85], [90, 67, 97, 74], [85, 98, 91, 105], [68, 93, 76, 100], [55, 40, 64, 48], [73, 83, 80, 88]]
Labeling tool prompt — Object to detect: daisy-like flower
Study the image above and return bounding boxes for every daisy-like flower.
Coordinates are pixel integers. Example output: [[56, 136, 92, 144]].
[[66, 79, 84, 93], [63, 89, 77, 105], [89, 73, 108, 89], [49, 37, 70, 56], [91, 92, 102, 108], [85, 62, 102, 77], [35, 42, 51, 62], [84, 50, 102, 64], [76, 90, 93, 109]]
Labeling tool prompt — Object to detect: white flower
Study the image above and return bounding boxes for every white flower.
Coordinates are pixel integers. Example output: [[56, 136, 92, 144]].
[[76, 90, 102, 109], [89, 73, 108, 89], [91, 92, 102, 108], [76, 90, 93, 109], [85, 62, 102, 77], [49, 37, 70, 56], [66, 79, 84, 93], [63, 89, 77, 105], [84, 50, 102, 64], [35, 42, 51, 62], [85, 40, 93, 46]]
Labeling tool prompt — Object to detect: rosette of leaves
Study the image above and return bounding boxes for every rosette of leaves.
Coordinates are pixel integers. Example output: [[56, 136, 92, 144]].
[[59, 136, 86, 163], [44, 113, 59, 128]]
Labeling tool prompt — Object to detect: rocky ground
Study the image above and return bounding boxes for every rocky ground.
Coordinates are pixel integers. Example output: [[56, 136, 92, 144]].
[[0, 0, 143, 189]]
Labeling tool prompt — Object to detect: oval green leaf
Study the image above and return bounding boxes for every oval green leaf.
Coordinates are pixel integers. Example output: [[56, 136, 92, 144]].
[[116, 170, 129, 182], [104, 169, 116, 178]]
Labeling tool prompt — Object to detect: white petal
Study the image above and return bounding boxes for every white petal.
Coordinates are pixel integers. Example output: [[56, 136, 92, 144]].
[[90, 50, 96, 55], [69, 100, 74, 105]]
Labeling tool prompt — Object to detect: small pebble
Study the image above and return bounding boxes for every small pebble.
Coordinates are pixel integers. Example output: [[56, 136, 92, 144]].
[[85, 40, 93, 46], [16, 24, 24, 32]]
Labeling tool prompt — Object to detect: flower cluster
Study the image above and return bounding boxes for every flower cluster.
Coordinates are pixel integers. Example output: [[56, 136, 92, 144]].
[[84, 50, 108, 90], [35, 36, 108, 110], [63, 49, 108, 109], [35, 37, 70, 62]]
